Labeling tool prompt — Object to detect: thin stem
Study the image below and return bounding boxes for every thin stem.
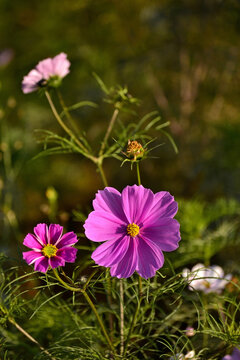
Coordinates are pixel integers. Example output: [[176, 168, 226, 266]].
[[8, 317, 56, 360], [53, 269, 115, 355], [56, 89, 82, 136], [99, 108, 119, 156], [119, 279, 124, 355], [83, 291, 116, 355], [53, 268, 82, 292], [202, 294, 208, 348], [97, 161, 108, 187], [136, 162, 141, 186], [45, 91, 88, 154], [105, 270, 114, 343], [123, 276, 143, 356]]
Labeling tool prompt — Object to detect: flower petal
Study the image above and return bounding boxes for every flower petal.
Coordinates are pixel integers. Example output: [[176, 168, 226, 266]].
[[110, 238, 137, 278], [141, 218, 180, 252], [36, 58, 54, 78], [91, 235, 130, 267], [57, 247, 77, 263], [93, 187, 127, 223], [136, 237, 164, 279], [121, 185, 154, 224], [52, 52, 70, 78], [22, 69, 43, 93], [34, 257, 49, 272], [144, 191, 178, 225], [84, 210, 125, 242], [23, 251, 44, 265], [23, 233, 43, 250], [49, 256, 65, 269], [48, 224, 63, 245], [56, 231, 78, 248], [33, 223, 48, 245]]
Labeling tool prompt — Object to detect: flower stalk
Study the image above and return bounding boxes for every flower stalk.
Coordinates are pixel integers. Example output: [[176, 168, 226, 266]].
[[99, 108, 119, 156], [53, 268, 115, 355]]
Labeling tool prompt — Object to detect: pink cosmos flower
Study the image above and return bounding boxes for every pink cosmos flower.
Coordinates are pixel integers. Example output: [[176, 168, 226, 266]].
[[22, 53, 70, 93], [23, 223, 78, 272], [84, 185, 180, 279]]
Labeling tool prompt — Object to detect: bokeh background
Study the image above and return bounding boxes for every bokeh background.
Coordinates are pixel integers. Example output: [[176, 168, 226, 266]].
[[1, 0, 240, 257]]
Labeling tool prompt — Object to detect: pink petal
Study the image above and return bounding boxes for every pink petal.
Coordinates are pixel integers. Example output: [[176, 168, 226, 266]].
[[52, 52, 70, 77], [22, 69, 43, 93], [121, 185, 154, 224], [49, 256, 65, 269], [23, 251, 44, 265], [144, 191, 178, 224], [33, 223, 48, 245], [91, 235, 129, 267], [34, 257, 49, 272], [48, 224, 63, 245], [141, 218, 180, 251], [36, 58, 54, 78], [93, 187, 127, 223], [23, 233, 43, 250], [57, 247, 77, 263], [136, 237, 164, 279], [84, 210, 125, 242], [110, 238, 137, 278], [55, 231, 78, 248]]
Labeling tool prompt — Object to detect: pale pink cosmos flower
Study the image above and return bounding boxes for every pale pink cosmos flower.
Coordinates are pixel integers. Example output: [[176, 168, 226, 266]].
[[23, 223, 78, 272], [182, 263, 231, 294], [84, 185, 180, 279], [22, 53, 70, 93]]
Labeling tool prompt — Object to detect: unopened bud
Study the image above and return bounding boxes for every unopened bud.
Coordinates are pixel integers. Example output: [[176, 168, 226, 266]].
[[126, 140, 144, 161]]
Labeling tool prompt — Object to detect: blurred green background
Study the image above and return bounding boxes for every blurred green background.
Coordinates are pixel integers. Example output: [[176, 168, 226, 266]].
[[1, 0, 240, 255]]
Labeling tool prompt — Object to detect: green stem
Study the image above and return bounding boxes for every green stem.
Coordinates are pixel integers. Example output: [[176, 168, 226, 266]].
[[99, 108, 119, 156], [8, 317, 56, 360], [136, 162, 141, 186], [119, 279, 124, 355], [97, 161, 108, 187], [57, 89, 82, 135], [123, 276, 143, 356], [45, 91, 88, 154], [202, 293, 208, 348], [53, 269, 115, 354]]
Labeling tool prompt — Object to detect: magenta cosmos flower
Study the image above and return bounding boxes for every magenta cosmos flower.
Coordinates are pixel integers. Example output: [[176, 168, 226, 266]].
[[22, 52, 70, 94], [84, 185, 180, 279], [23, 223, 78, 272]]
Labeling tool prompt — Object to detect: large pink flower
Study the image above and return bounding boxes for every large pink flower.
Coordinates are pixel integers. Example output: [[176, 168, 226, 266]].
[[22, 53, 70, 93], [23, 223, 78, 272], [84, 185, 181, 279]]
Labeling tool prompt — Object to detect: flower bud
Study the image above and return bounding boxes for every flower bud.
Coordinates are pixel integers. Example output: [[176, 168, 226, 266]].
[[126, 140, 145, 161]]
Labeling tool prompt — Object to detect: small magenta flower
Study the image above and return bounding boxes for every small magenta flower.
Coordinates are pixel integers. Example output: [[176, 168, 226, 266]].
[[223, 348, 240, 360], [182, 263, 231, 294], [23, 223, 78, 272], [22, 53, 70, 93], [84, 185, 180, 279]]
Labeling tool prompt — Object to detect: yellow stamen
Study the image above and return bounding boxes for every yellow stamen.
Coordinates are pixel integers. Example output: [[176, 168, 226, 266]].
[[42, 244, 58, 258], [127, 223, 140, 237]]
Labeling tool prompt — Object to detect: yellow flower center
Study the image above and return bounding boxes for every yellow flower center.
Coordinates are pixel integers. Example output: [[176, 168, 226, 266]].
[[127, 223, 140, 237], [42, 244, 58, 258]]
